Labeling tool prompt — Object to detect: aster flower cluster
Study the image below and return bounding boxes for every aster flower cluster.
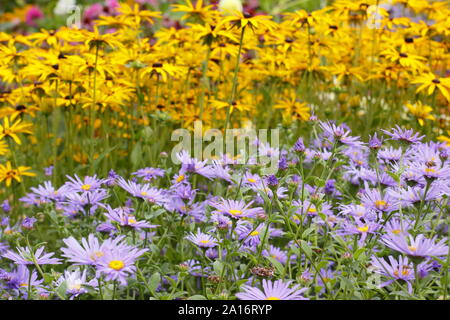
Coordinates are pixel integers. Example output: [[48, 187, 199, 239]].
[[0, 122, 449, 300]]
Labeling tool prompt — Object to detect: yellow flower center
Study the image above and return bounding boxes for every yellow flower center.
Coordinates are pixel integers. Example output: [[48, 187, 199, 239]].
[[108, 260, 125, 271], [176, 175, 185, 183], [392, 229, 401, 235], [357, 225, 369, 233], [200, 240, 210, 244], [308, 208, 317, 213], [374, 200, 387, 209], [266, 297, 281, 300], [425, 168, 436, 174], [247, 178, 256, 183], [81, 184, 91, 191], [408, 246, 417, 252], [250, 231, 259, 236], [229, 209, 242, 216]]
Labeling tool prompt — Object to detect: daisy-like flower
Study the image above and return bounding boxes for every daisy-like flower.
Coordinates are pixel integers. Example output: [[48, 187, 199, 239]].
[[339, 219, 380, 245], [262, 245, 288, 264], [210, 198, 264, 219], [64, 174, 106, 193], [236, 279, 308, 300], [381, 125, 424, 144], [103, 206, 157, 230], [320, 121, 363, 147], [61, 234, 131, 266], [384, 218, 412, 237], [96, 245, 148, 286], [1, 265, 42, 292], [177, 150, 215, 180], [186, 228, 217, 248], [370, 255, 415, 293], [360, 188, 398, 213], [132, 167, 165, 182], [381, 234, 449, 258], [3, 246, 61, 265], [117, 177, 166, 205], [54, 269, 97, 299]]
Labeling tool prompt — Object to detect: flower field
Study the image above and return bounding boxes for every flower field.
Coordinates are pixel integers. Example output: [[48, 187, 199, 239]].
[[0, 0, 449, 301]]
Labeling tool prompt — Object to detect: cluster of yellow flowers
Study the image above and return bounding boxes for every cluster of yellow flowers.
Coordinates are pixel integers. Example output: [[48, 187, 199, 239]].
[[0, 0, 449, 187]]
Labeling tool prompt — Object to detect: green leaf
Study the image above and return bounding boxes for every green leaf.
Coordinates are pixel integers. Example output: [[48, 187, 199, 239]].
[[149, 272, 161, 294], [266, 256, 284, 275], [213, 260, 224, 276]]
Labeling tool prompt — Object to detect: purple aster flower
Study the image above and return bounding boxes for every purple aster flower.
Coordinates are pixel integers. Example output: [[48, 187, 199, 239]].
[[105, 169, 120, 186], [186, 229, 217, 248], [320, 121, 363, 147], [293, 137, 306, 153], [21, 217, 37, 230], [338, 219, 380, 245], [382, 125, 424, 144], [210, 198, 264, 219], [384, 218, 411, 237], [96, 222, 117, 235], [117, 178, 166, 205], [266, 175, 279, 187], [64, 174, 106, 193], [368, 133, 383, 150], [236, 279, 308, 300], [2, 265, 42, 293], [360, 187, 398, 213], [64, 189, 109, 214], [96, 245, 148, 286], [262, 245, 288, 264], [61, 234, 131, 266], [177, 150, 215, 179], [103, 205, 157, 230], [1, 216, 10, 227], [132, 167, 165, 181], [211, 160, 233, 183], [235, 222, 263, 247], [1, 200, 11, 213], [54, 269, 97, 299], [381, 234, 449, 258], [370, 255, 415, 293], [44, 166, 54, 176], [29, 181, 65, 203], [3, 246, 61, 265], [378, 147, 403, 163]]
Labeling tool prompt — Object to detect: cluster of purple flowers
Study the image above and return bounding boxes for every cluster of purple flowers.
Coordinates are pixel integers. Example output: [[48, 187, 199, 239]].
[[0, 121, 449, 300]]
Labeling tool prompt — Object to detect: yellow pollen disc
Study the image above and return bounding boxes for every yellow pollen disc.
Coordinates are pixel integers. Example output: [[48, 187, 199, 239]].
[[128, 218, 137, 224], [229, 209, 242, 216], [392, 229, 401, 235], [81, 184, 91, 191], [247, 178, 256, 183], [375, 200, 387, 208], [108, 260, 125, 271], [20, 283, 28, 287], [250, 231, 259, 236], [408, 246, 417, 252], [308, 208, 317, 213], [176, 175, 185, 183], [140, 191, 147, 196], [425, 168, 436, 173], [200, 240, 209, 244], [266, 297, 281, 300], [357, 225, 369, 233]]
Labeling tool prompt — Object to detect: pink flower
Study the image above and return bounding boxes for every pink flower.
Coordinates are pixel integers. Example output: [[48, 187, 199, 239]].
[[25, 6, 44, 27]]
